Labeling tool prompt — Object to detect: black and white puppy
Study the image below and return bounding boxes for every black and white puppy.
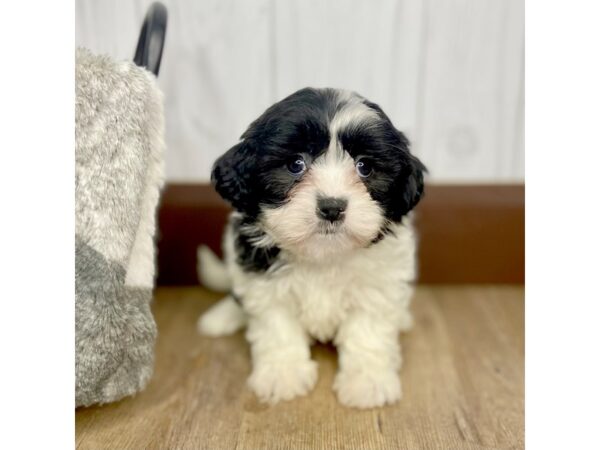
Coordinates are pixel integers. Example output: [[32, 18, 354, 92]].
[[198, 87, 426, 408]]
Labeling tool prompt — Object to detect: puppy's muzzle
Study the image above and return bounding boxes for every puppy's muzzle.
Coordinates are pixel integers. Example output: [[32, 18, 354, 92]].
[[317, 197, 348, 223]]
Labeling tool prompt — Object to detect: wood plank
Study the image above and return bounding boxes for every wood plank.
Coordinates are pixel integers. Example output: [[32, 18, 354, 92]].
[[156, 184, 525, 285], [76, 286, 524, 449]]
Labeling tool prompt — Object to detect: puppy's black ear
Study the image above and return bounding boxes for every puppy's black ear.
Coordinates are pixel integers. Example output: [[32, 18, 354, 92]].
[[387, 128, 427, 219], [211, 140, 258, 213], [363, 99, 427, 218], [399, 152, 427, 215]]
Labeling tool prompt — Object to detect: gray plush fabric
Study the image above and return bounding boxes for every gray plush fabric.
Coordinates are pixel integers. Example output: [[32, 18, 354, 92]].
[[75, 48, 165, 407]]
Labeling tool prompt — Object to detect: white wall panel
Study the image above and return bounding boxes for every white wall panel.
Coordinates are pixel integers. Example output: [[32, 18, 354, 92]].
[[271, 0, 424, 144], [76, 0, 524, 183], [415, 0, 524, 181]]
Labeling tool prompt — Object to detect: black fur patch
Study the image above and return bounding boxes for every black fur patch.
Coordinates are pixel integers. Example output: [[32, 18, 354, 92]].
[[231, 215, 281, 273], [338, 102, 426, 222], [212, 88, 336, 219], [369, 222, 396, 246]]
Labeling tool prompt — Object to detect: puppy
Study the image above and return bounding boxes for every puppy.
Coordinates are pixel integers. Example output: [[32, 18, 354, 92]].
[[198, 88, 426, 409]]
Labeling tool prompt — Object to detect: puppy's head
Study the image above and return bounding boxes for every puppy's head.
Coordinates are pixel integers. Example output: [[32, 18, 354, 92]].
[[212, 88, 426, 260]]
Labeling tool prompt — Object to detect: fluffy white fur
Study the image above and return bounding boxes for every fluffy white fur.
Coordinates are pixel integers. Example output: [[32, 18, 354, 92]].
[[198, 93, 418, 409], [199, 218, 415, 408]]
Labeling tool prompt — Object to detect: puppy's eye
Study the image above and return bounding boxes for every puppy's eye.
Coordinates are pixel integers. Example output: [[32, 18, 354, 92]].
[[287, 155, 307, 175], [355, 158, 373, 178]]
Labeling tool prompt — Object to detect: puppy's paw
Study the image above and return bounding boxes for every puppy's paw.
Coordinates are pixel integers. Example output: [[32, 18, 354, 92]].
[[248, 359, 318, 404], [333, 369, 402, 409]]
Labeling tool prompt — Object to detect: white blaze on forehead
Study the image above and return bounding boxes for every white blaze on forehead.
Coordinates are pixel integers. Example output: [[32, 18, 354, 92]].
[[309, 92, 379, 197], [310, 146, 356, 198], [329, 93, 380, 137]]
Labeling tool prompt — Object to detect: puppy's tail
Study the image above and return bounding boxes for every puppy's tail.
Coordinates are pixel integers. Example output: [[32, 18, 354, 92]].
[[197, 245, 231, 292]]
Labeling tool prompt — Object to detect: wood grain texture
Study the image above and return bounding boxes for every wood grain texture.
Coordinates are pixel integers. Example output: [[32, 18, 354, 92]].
[[76, 286, 524, 449]]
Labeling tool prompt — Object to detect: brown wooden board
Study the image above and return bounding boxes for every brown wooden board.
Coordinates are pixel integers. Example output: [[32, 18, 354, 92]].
[[156, 184, 524, 285]]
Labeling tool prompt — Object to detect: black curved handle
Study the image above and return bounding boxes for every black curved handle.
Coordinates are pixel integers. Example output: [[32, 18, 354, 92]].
[[133, 2, 168, 76]]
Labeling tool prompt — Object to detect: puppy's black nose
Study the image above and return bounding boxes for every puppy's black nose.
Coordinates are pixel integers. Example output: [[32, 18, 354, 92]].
[[317, 197, 348, 222]]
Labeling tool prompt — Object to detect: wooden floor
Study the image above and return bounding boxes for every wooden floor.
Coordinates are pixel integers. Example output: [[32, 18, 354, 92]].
[[76, 286, 524, 450]]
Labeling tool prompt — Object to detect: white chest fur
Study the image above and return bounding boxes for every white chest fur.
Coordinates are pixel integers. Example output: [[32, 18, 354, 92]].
[[288, 261, 354, 342], [201, 218, 417, 409], [236, 221, 417, 343]]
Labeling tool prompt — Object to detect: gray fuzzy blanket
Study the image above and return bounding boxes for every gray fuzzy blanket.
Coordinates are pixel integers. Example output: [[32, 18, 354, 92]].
[[75, 48, 165, 407]]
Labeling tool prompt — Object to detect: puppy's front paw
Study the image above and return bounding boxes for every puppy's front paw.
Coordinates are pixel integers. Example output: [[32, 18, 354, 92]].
[[333, 369, 402, 409], [248, 359, 318, 404]]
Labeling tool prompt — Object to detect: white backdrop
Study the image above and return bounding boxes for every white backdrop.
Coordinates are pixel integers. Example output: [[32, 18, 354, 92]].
[[76, 0, 523, 183]]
